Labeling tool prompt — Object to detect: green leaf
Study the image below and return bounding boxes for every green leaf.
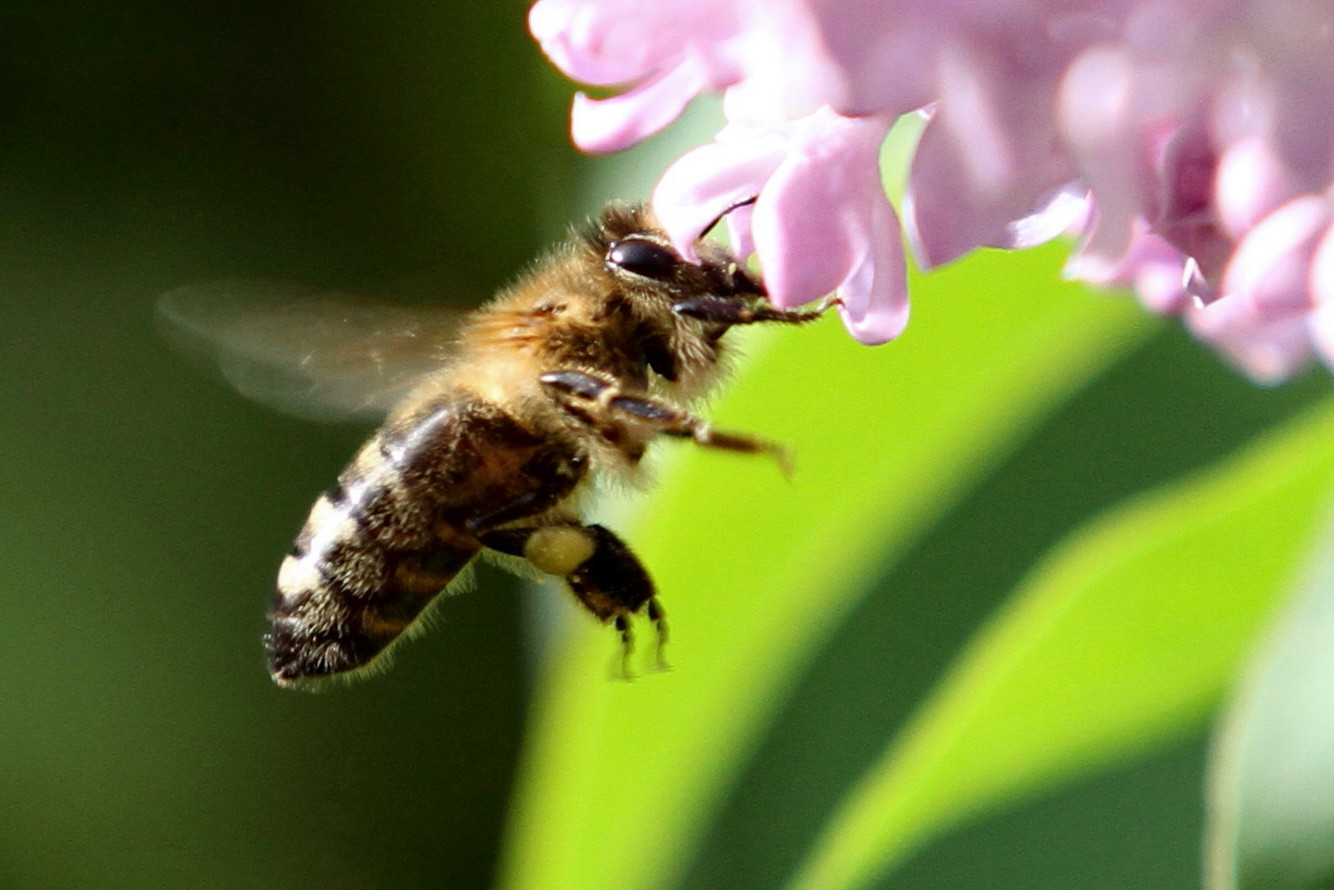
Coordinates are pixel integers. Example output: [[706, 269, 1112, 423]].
[[496, 244, 1154, 890], [1207, 486, 1334, 890], [786, 396, 1334, 890]]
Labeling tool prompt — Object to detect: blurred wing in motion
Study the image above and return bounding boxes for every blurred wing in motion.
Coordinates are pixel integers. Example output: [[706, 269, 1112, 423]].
[[157, 280, 465, 423]]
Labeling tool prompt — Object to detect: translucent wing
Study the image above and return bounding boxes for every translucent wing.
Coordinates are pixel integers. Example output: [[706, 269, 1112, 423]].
[[157, 280, 466, 423]]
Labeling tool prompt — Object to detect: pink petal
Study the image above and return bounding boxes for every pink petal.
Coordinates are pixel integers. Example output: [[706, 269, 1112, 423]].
[[1059, 47, 1147, 281], [763, 114, 893, 291], [834, 192, 910, 344], [1150, 121, 1233, 285], [745, 111, 907, 342], [570, 60, 709, 153], [1081, 221, 1194, 316], [530, 0, 735, 86], [904, 35, 1086, 269], [1311, 300, 1334, 373], [724, 200, 756, 259], [1189, 302, 1314, 383], [528, 0, 650, 85], [1311, 217, 1334, 307], [752, 165, 867, 306], [1221, 194, 1329, 316], [1215, 136, 1300, 238], [1309, 223, 1334, 368], [652, 130, 789, 259], [905, 120, 1084, 268]]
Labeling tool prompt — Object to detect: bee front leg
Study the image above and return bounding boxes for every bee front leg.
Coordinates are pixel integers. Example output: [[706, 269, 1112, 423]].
[[480, 522, 667, 676], [671, 296, 830, 327], [539, 370, 791, 474]]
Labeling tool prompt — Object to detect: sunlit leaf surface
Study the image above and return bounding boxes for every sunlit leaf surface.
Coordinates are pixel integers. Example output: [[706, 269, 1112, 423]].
[[789, 398, 1334, 890]]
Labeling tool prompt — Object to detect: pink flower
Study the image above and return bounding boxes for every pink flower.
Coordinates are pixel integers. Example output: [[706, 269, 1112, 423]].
[[653, 109, 908, 345], [528, 0, 745, 153], [531, 0, 1334, 378]]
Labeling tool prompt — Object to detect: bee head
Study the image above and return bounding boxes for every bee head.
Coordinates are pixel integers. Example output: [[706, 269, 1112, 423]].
[[594, 203, 765, 303]]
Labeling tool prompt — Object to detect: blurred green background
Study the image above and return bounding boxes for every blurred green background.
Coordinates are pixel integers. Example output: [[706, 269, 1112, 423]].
[[1, 3, 560, 887], [2, 3, 1330, 890]]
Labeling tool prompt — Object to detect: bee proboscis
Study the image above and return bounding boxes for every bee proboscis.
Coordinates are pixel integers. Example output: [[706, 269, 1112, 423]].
[[159, 203, 825, 688]]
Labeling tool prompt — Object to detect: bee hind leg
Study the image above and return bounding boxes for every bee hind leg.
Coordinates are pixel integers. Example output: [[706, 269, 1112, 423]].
[[480, 522, 667, 676]]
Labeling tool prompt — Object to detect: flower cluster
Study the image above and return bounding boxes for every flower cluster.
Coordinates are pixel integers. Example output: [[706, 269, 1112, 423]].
[[531, 0, 1334, 378]]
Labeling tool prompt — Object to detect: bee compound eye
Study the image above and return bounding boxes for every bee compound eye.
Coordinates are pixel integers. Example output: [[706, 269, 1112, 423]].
[[606, 238, 679, 279]]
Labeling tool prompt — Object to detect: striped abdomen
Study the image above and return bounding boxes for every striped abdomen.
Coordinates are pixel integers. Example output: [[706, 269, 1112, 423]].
[[265, 392, 586, 685]]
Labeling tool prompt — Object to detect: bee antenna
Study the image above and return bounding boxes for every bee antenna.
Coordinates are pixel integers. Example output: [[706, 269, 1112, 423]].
[[702, 196, 758, 237]]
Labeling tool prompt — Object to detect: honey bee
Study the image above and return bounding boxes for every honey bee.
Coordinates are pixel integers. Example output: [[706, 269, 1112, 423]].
[[160, 203, 826, 688]]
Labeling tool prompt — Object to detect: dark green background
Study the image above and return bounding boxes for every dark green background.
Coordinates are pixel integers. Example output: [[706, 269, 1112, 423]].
[[1, 3, 1328, 889], [1, 4, 561, 888]]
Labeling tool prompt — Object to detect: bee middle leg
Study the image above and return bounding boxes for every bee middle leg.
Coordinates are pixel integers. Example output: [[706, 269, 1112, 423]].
[[539, 370, 790, 473], [480, 522, 667, 676]]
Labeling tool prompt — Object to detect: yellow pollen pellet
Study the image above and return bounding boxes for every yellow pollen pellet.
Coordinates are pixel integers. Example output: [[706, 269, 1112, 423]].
[[524, 526, 597, 576]]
